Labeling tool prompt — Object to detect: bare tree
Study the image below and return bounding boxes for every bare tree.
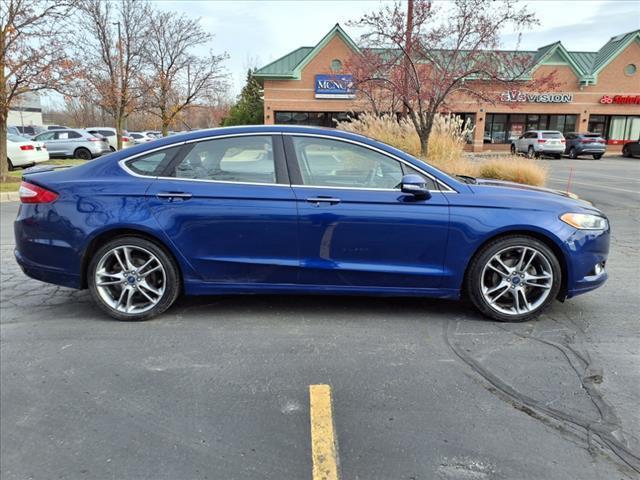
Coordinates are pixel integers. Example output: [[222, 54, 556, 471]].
[[348, 0, 558, 156], [142, 10, 227, 136], [1, 0, 72, 180], [71, 0, 149, 149]]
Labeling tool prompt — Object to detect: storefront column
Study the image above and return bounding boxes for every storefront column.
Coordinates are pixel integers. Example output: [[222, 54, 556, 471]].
[[577, 110, 589, 132], [264, 105, 274, 125], [472, 112, 485, 152]]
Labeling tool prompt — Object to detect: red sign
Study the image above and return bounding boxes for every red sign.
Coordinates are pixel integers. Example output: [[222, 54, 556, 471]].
[[599, 95, 640, 104]]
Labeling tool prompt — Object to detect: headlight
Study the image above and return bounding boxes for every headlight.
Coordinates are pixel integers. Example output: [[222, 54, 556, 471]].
[[560, 213, 608, 230]]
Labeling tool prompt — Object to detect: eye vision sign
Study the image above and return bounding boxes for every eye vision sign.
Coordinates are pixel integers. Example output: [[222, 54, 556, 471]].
[[500, 90, 573, 103], [315, 74, 355, 99]]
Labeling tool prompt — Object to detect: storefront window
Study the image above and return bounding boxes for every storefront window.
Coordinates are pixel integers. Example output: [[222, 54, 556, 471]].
[[485, 113, 577, 143], [274, 111, 358, 128], [588, 115, 607, 136]]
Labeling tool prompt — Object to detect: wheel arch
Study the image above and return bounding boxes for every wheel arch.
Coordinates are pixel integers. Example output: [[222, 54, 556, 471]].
[[461, 228, 569, 301], [80, 227, 184, 290]]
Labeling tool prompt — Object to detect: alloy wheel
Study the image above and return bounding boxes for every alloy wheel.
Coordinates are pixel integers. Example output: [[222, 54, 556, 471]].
[[480, 245, 553, 316], [94, 245, 166, 314]]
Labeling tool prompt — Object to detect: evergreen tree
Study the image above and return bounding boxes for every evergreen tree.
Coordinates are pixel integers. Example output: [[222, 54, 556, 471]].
[[222, 70, 264, 126]]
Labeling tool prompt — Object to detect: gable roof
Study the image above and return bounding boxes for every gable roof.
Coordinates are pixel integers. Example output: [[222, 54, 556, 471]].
[[255, 25, 640, 85], [254, 24, 359, 80]]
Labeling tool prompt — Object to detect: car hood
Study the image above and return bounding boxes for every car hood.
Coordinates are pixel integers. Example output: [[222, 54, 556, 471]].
[[469, 178, 599, 211]]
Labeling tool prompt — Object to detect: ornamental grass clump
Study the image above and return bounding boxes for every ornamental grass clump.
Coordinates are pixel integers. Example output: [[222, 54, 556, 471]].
[[336, 113, 548, 187]]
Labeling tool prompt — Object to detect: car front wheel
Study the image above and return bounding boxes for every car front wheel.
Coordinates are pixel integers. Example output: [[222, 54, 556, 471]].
[[466, 235, 562, 322], [568, 147, 578, 159], [527, 146, 535, 159], [510, 144, 516, 154], [88, 236, 180, 321]]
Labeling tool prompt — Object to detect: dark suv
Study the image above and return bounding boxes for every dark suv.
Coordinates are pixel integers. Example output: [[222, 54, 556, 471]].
[[564, 132, 606, 159]]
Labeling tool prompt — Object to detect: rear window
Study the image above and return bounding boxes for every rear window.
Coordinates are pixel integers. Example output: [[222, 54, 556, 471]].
[[583, 134, 601, 138], [125, 146, 181, 176], [542, 132, 563, 139]]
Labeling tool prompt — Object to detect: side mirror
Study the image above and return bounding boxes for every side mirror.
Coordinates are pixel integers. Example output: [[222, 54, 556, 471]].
[[400, 174, 431, 199]]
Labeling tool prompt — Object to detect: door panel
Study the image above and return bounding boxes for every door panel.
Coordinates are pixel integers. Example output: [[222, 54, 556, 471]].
[[293, 187, 449, 288], [145, 135, 299, 284], [285, 135, 450, 289]]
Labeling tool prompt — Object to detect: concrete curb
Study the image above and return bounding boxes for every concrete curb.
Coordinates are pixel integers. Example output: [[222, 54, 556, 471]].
[[0, 191, 19, 203]]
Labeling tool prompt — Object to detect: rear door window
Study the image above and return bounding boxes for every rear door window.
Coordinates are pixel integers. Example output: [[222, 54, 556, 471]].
[[172, 136, 276, 184]]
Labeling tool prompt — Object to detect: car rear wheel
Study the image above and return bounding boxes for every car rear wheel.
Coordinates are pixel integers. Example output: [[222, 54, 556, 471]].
[[526, 146, 535, 159], [7, 158, 15, 171], [568, 147, 578, 159], [510, 144, 516, 154], [622, 146, 630, 158], [88, 236, 180, 321], [74, 147, 92, 160], [466, 235, 561, 322], [593, 154, 603, 160]]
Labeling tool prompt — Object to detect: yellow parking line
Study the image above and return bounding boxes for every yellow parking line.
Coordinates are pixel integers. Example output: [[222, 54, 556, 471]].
[[309, 384, 340, 480]]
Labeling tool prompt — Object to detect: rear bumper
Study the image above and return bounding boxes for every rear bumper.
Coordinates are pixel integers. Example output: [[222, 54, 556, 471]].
[[14, 248, 82, 289]]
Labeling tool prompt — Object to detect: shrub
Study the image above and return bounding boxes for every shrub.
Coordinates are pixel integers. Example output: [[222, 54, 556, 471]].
[[336, 113, 547, 186]]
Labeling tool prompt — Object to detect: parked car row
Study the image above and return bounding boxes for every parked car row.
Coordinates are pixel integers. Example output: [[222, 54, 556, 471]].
[[510, 130, 610, 159]]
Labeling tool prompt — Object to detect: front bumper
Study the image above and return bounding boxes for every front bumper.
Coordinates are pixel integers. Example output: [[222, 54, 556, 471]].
[[564, 226, 610, 298]]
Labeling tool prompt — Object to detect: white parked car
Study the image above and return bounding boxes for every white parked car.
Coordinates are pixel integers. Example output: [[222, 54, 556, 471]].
[[128, 132, 157, 144], [511, 130, 566, 159], [85, 127, 133, 151], [6, 133, 49, 170]]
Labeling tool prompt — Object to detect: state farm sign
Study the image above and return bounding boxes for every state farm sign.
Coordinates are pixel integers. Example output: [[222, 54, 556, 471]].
[[500, 90, 573, 103], [600, 95, 640, 104]]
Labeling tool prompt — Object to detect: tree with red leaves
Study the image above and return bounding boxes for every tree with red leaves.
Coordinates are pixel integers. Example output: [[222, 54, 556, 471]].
[[348, 0, 557, 156]]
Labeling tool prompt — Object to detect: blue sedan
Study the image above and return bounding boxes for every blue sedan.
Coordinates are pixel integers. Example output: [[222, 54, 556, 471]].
[[14, 126, 610, 322]]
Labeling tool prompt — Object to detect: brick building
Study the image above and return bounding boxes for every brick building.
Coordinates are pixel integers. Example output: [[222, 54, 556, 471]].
[[254, 25, 640, 152]]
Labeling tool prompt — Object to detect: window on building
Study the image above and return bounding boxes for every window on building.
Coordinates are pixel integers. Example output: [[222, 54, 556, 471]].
[[485, 114, 577, 143], [330, 59, 343, 71], [275, 111, 359, 128]]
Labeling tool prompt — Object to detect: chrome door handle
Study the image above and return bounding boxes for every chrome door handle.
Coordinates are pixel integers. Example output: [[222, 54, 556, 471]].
[[306, 197, 341, 205], [156, 192, 192, 201]]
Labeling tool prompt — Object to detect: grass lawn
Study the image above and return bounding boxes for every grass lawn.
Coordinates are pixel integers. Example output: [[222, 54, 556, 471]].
[[2, 159, 85, 193]]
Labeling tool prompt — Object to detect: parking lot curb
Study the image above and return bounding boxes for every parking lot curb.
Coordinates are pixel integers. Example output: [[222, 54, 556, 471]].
[[0, 192, 19, 203]]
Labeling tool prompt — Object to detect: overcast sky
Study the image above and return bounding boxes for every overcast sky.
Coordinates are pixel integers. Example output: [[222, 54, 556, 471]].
[[44, 0, 640, 107], [153, 0, 640, 96]]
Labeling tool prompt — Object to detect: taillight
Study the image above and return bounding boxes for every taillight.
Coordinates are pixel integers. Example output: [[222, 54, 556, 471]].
[[20, 145, 35, 151], [561, 139, 566, 143], [537, 139, 546, 143], [19, 182, 58, 204], [122, 136, 130, 142], [88, 137, 101, 141]]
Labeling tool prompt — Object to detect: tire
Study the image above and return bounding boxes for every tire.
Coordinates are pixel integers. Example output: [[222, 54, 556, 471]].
[[622, 146, 630, 158], [109, 146, 116, 152], [593, 154, 603, 160], [7, 158, 15, 171], [87, 236, 181, 321], [526, 146, 535, 159], [510, 144, 516, 154], [568, 147, 577, 159], [465, 235, 562, 322], [74, 147, 92, 160], [554, 154, 562, 160]]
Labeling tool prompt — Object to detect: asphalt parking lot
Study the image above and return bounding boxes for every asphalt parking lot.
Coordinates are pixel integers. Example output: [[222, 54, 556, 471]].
[[1, 157, 639, 480]]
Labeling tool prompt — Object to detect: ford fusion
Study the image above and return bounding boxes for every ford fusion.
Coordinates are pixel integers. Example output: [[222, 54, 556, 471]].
[[14, 126, 610, 322]]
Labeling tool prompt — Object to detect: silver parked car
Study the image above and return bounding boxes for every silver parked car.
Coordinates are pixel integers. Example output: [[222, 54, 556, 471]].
[[511, 130, 566, 159], [32, 129, 111, 160]]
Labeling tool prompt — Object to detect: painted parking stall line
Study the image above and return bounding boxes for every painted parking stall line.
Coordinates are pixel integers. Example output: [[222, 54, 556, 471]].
[[309, 384, 340, 480]]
